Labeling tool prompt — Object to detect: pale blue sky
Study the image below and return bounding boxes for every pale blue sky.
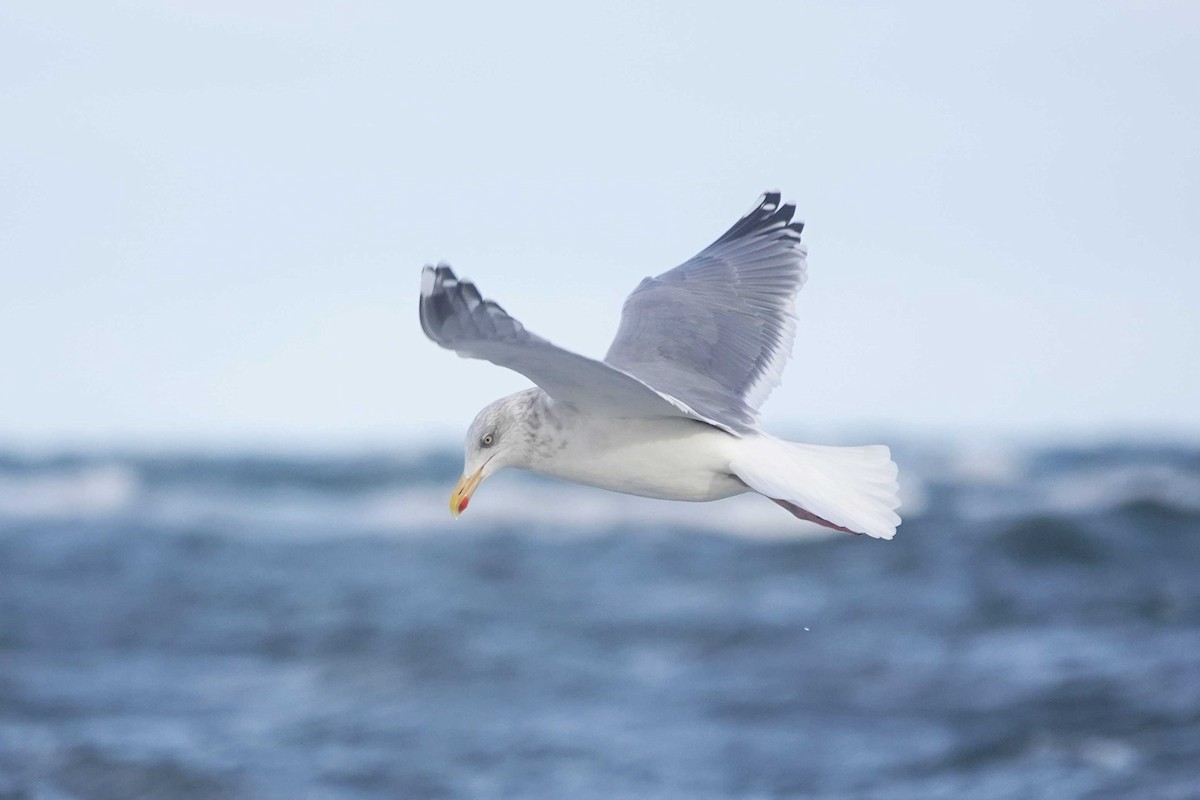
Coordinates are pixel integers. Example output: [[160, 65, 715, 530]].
[[2, 2, 1197, 447]]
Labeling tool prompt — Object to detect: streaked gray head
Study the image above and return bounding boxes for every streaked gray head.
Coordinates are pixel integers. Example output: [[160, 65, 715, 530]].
[[450, 390, 540, 516], [465, 393, 538, 474]]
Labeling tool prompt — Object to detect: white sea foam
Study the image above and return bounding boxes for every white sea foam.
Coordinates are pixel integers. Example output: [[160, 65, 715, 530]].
[[0, 464, 139, 519], [1039, 464, 1200, 515]]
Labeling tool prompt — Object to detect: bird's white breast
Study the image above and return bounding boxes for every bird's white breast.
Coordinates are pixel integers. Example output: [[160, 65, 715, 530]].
[[528, 409, 748, 502]]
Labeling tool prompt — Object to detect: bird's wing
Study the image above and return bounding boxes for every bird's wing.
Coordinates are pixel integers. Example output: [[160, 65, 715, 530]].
[[420, 265, 737, 434], [604, 192, 807, 431]]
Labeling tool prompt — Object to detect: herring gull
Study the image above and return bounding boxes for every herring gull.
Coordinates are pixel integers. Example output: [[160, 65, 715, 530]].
[[419, 193, 901, 538]]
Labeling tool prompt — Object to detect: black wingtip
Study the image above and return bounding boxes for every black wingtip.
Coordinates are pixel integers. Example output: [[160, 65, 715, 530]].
[[421, 263, 468, 299], [420, 264, 441, 298], [419, 263, 461, 341], [419, 262, 523, 348], [713, 192, 802, 246]]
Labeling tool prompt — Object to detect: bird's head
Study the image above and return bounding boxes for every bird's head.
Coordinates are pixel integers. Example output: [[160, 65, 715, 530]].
[[450, 392, 536, 517]]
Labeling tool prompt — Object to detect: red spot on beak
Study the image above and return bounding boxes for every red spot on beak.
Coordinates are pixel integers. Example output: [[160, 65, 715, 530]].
[[458, 496, 469, 514]]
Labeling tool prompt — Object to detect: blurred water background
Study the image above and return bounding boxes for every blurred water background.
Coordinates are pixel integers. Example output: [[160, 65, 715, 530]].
[[5, 2, 1200, 798], [1, 437, 1197, 799]]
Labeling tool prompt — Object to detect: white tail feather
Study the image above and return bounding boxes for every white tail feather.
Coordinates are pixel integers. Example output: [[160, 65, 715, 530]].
[[731, 436, 901, 539]]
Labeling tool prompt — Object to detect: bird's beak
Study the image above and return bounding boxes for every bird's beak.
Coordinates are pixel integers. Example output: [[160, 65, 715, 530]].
[[450, 467, 484, 517]]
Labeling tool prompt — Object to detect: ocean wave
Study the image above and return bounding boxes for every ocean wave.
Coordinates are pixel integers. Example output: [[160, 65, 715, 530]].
[[0, 443, 1197, 536], [0, 464, 140, 520], [1037, 463, 1200, 516]]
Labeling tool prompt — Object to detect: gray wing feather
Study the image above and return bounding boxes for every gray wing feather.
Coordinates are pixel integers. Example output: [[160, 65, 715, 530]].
[[420, 265, 736, 432], [604, 192, 807, 431]]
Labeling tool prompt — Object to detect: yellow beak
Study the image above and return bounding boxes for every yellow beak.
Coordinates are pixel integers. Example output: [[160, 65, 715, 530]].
[[450, 467, 484, 517]]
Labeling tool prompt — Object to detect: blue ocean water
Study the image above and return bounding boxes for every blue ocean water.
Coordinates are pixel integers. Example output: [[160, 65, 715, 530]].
[[0, 440, 1198, 799]]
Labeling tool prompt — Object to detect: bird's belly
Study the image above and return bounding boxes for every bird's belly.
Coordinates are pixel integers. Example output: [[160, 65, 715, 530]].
[[532, 418, 748, 502]]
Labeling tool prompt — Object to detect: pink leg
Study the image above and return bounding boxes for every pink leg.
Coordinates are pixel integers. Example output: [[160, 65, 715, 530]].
[[771, 498, 860, 535]]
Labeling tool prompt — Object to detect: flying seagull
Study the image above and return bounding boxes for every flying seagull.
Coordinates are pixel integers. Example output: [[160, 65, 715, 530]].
[[419, 193, 901, 538]]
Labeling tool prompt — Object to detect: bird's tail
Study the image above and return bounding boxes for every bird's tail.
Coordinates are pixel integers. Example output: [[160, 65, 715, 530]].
[[730, 436, 901, 539]]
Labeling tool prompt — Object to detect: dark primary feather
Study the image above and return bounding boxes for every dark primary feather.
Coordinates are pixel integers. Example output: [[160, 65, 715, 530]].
[[604, 192, 807, 431], [419, 264, 525, 350]]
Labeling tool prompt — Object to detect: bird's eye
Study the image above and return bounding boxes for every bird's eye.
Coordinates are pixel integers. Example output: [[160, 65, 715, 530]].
[[481, 434, 495, 447]]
